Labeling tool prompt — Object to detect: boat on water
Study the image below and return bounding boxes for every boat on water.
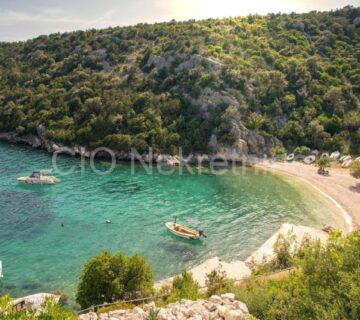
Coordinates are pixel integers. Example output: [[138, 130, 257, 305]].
[[165, 221, 206, 240], [17, 169, 59, 185], [0, 261, 3, 278]]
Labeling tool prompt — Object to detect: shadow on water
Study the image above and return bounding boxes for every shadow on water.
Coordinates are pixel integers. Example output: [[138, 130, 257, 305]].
[[101, 180, 143, 196], [161, 231, 205, 262], [0, 189, 53, 241], [161, 241, 198, 262]]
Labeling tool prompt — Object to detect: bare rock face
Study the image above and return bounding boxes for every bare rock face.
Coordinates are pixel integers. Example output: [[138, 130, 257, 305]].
[[184, 87, 239, 115], [147, 53, 222, 73], [209, 111, 281, 159], [353, 17, 360, 26], [78, 294, 251, 320]]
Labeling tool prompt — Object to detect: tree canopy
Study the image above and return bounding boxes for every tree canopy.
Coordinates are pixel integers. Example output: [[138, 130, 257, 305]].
[[236, 229, 360, 319], [0, 7, 359, 154], [76, 251, 154, 309]]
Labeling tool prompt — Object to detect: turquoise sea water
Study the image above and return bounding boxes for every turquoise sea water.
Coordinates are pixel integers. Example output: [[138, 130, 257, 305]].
[[0, 142, 343, 306]]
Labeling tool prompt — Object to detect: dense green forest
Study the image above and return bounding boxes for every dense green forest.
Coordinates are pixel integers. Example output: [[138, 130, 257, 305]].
[[0, 6, 359, 155]]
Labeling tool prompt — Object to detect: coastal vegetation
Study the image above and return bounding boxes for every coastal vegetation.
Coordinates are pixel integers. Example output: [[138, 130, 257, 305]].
[[3, 229, 360, 319], [167, 271, 201, 302], [151, 230, 360, 320], [213, 230, 360, 320], [293, 146, 311, 155], [0, 7, 359, 154], [270, 146, 287, 160], [350, 161, 360, 179], [76, 251, 154, 309], [316, 156, 331, 173], [0, 296, 76, 319]]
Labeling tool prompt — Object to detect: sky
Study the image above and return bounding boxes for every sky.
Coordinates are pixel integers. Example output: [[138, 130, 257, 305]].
[[0, 0, 359, 42]]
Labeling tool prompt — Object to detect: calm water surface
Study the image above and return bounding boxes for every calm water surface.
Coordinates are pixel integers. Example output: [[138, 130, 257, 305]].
[[0, 142, 343, 305]]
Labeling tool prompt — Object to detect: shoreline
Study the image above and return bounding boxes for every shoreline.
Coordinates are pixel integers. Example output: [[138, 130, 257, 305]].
[[3, 139, 358, 299], [155, 161, 359, 289], [255, 160, 358, 234], [155, 223, 332, 290]]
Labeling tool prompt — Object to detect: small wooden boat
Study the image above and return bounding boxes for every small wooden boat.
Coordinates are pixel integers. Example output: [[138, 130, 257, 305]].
[[165, 222, 206, 240]]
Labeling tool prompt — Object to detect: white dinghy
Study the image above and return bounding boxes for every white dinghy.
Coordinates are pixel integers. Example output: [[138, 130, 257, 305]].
[[18, 169, 59, 185], [165, 219, 206, 240]]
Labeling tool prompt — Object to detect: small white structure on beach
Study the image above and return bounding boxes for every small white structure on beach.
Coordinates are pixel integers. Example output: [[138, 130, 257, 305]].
[[342, 159, 353, 168], [340, 155, 352, 163], [330, 151, 340, 161], [304, 155, 316, 164]]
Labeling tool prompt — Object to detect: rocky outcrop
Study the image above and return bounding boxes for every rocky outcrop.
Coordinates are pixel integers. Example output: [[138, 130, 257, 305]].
[[0, 132, 42, 148], [208, 107, 282, 159], [13, 293, 63, 311], [147, 53, 222, 73], [78, 294, 251, 320], [184, 87, 239, 115]]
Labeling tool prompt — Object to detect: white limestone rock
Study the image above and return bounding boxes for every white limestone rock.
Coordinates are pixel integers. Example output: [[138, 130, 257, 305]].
[[80, 294, 250, 320], [225, 309, 247, 320], [209, 295, 223, 304]]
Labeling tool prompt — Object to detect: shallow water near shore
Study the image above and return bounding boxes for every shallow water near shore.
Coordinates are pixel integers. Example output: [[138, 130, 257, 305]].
[[0, 142, 343, 307]]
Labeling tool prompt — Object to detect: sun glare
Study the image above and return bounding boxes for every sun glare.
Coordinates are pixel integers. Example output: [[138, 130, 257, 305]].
[[163, 0, 346, 21]]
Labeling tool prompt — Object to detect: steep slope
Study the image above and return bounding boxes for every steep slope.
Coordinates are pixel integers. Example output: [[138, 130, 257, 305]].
[[0, 6, 359, 156]]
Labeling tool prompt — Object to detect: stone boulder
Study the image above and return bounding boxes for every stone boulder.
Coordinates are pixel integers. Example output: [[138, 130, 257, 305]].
[[79, 294, 251, 320]]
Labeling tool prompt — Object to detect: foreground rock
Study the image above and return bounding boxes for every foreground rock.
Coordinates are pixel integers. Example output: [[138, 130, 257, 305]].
[[78, 294, 251, 320], [13, 293, 62, 311]]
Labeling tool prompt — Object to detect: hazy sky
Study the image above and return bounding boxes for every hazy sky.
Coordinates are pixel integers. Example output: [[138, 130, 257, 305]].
[[0, 0, 359, 41]]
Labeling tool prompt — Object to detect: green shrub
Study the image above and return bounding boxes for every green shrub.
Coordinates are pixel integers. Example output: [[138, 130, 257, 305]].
[[168, 271, 201, 302], [250, 232, 296, 275], [0, 296, 76, 320], [76, 251, 154, 309], [205, 268, 234, 297], [293, 146, 311, 155], [236, 230, 360, 320], [147, 307, 159, 320], [316, 157, 331, 169], [270, 146, 287, 159]]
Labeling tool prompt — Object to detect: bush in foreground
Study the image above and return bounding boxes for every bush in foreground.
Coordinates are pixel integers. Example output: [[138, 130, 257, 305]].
[[0, 296, 76, 320], [293, 146, 311, 156], [205, 268, 234, 297], [235, 230, 360, 320], [76, 251, 154, 309], [167, 271, 201, 302]]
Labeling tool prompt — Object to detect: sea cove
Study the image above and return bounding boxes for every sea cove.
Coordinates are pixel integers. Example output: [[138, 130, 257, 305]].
[[0, 142, 344, 305]]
